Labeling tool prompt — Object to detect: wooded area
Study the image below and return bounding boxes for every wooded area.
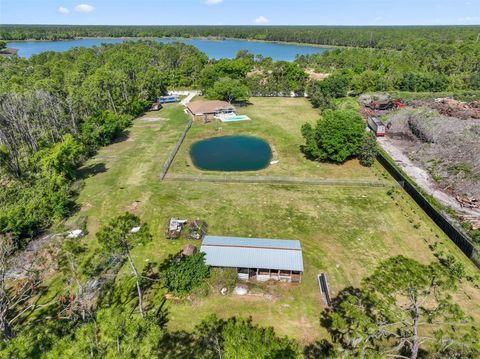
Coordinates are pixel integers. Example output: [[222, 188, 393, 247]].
[[1, 24, 480, 49]]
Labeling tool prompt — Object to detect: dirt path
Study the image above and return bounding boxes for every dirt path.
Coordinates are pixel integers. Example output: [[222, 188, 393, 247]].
[[378, 137, 480, 218]]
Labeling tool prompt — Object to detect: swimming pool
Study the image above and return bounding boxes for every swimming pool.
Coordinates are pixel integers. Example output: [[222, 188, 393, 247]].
[[219, 115, 251, 122]]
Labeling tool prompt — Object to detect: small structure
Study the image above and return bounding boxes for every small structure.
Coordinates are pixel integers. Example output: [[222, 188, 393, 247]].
[[317, 273, 332, 307], [166, 218, 188, 239], [368, 116, 386, 137], [186, 100, 236, 121], [182, 244, 197, 256], [150, 102, 163, 111], [200, 236, 304, 283], [188, 220, 208, 240], [0, 48, 19, 57], [158, 95, 180, 104]]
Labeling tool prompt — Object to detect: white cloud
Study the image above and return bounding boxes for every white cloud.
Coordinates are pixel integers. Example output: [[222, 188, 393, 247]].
[[206, 0, 223, 5], [458, 16, 480, 22], [74, 4, 95, 13], [58, 6, 69, 14], [254, 16, 269, 24]]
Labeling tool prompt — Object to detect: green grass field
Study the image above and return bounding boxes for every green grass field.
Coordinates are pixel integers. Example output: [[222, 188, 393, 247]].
[[69, 97, 480, 343]]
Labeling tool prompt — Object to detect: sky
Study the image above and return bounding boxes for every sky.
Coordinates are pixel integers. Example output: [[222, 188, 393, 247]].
[[1, 0, 479, 26]]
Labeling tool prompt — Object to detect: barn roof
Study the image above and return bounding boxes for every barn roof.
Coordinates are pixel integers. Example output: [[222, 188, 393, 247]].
[[187, 100, 235, 115], [200, 236, 304, 272]]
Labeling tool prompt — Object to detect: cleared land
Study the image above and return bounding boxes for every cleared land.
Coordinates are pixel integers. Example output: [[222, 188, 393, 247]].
[[69, 98, 479, 343]]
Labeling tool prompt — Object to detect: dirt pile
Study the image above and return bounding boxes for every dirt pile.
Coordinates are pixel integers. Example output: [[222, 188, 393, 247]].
[[384, 108, 480, 202], [412, 98, 480, 120]]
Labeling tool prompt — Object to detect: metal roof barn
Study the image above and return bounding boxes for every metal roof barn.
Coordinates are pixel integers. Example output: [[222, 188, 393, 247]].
[[200, 236, 304, 272]]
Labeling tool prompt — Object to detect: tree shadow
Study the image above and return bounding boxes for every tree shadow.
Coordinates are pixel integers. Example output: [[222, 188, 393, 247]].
[[111, 130, 130, 143], [303, 339, 336, 359], [75, 162, 107, 180]]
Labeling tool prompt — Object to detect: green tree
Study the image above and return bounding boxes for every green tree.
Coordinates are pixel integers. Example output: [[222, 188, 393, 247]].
[[301, 109, 365, 163], [195, 315, 299, 359], [206, 77, 251, 103], [307, 81, 334, 110], [96, 213, 152, 317], [316, 72, 351, 98], [159, 252, 210, 296], [36, 134, 85, 186], [45, 308, 167, 359], [322, 256, 477, 359], [0, 41, 6, 50], [358, 132, 378, 167]]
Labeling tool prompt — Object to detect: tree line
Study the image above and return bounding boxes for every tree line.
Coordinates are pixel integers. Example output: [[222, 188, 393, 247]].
[[0, 41, 207, 246], [297, 42, 480, 94], [2, 25, 480, 49]]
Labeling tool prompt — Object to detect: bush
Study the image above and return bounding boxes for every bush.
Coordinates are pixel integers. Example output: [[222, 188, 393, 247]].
[[301, 109, 365, 163], [358, 132, 378, 167], [0, 178, 73, 244], [159, 252, 210, 296], [81, 111, 132, 152]]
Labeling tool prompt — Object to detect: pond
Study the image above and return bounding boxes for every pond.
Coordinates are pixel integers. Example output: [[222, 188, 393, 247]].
[[6, 38, 328, 61], [190, 135, 272, 172]]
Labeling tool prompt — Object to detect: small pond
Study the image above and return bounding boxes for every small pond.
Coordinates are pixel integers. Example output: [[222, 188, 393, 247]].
[[190, 135, 272, 172]]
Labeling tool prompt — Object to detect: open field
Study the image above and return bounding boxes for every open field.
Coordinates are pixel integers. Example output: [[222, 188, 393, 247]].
[[69, 98, 480, 343]]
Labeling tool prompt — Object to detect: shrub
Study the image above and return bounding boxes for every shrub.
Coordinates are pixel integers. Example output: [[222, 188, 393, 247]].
[[301, 109, 365, 163], [358, 132, 378, 167], [159, 252, 210, 296]]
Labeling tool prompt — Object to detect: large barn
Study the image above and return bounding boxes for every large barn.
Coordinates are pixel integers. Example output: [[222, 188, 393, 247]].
[[200, 236, 304, 283], [186, 100, 236, 121]]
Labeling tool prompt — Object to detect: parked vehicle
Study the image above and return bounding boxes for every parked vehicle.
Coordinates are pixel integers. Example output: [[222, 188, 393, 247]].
[[366, 99, 404, 111], [150, 102, 162, 111], [368, 116, 386, 136], [158, 95, 180, 104]]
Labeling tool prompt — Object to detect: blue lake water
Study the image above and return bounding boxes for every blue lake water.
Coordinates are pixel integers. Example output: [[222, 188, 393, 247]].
[[7, 38, 327, 61], [190, 135, 272, 172]]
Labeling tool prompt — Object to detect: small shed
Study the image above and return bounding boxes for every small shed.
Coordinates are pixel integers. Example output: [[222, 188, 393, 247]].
[[200, 236, 304, 283], [186, 101, 236, 121]]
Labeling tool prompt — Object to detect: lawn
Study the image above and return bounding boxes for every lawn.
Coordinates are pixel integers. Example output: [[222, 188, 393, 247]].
[[69, 98, 480, 344], [170, 97, 376, 179]]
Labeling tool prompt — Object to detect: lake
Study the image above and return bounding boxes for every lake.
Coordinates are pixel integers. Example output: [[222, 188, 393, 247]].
[[6, 38, 327, 61], [190, 135, 272, 172]]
